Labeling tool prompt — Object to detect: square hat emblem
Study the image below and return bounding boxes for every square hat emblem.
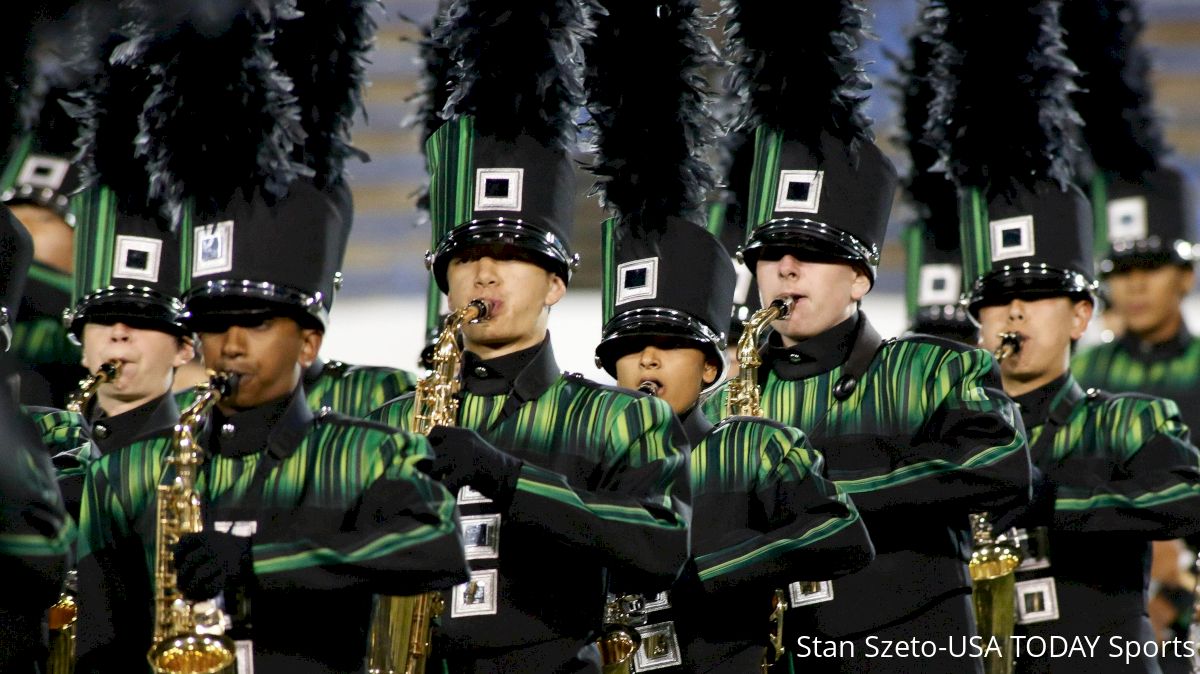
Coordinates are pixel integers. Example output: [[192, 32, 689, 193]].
[[990, 215, 1036, 262]]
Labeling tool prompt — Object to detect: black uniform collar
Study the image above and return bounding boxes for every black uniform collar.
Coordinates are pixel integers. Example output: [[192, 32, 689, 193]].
[[680, 405, 714, 446], [765, 312, 862, 381], [1011, 372, 1074, 428], [87, 391, 180, 456], [462, 333, 559, 399], [1117, 324, 1193, 362], [208, 385, 313, 460]]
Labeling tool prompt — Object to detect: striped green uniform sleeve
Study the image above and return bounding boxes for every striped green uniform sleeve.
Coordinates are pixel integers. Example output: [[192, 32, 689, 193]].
[[691, 420, 872, 589], [506, 393, 691, 587], [831, 346, 1029, 514], [250, 427, 468, 592], [307, 365, 419, 419], [1053, 395, 1200, 538], [24, 406, 88, 458]]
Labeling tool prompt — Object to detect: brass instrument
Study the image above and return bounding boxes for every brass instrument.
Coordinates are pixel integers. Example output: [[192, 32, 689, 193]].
[[67, 360, 123, 414], [721, 297, 800, 672], [969, 513, 1021, 674], [993, 332, 1023, 363], [148, 371, 238, 674], [47, 360, 123, 674], [366, 299, 488, 674], [723, 297, 793, 420], [600, 594, 647, 674]]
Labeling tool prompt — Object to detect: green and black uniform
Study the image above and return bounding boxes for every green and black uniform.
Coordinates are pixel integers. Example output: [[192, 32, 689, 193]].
[[6, 262, 87, 409], [370, 337, 690, 672], [76, 385, 468, 674], [1004, 373, 1200, 674], [644, 410, 872, 674], [1073, 329, 1200, 430], [703, 313, 1030, 672], [0, 386, 74, 672], [178, 359, 417, 420]]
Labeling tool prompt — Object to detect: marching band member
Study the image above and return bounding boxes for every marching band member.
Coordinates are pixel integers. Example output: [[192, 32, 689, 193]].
[[929, 1, 1200, 671], [370, 0, 690, 670], [697, 3, 1031, 671], [74, 4, 467, 672]]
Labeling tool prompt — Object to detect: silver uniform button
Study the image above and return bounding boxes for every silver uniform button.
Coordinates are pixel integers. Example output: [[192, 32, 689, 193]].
[[220, 423, 236, 438], [473, 366, 489, 378], [789, 354, 802, 363]]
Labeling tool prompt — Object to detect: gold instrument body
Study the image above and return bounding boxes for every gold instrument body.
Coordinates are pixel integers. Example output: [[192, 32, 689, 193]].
[[721, 298, 796, 673], [366, 299, 488, 674], [723, 298, 793, 420], [48, 360, 122, 674], [599, 594, 645, 674], [148, 372, 238, 674], [969, 513, 1021, 674]]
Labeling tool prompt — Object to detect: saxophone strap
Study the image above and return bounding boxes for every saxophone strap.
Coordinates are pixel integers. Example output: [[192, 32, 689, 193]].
[[832, 320, 885, 402]]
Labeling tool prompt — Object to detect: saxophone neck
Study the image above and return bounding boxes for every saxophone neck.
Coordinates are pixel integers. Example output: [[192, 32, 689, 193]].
[[66, 360, 123, 414]]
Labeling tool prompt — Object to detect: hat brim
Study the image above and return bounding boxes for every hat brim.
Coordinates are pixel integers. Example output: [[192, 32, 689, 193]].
[[966, 267, 1096, 319], [182, 295, 325, 333], [595, 308, 727, 387], [429, 219, 577, 293], [68, 288, 188, 339], [741, 219, 879, 283], [1100, 239, 1195, 276], [183, 281, 327, 331]]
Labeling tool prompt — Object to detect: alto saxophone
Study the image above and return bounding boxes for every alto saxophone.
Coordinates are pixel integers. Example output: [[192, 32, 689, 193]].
[[148, 371, 238, 674], [968, 332, 1025, 674], [66, 360, 123, 414], [366, 299, 489, 674], [47, 360, 123, 674], [722, 297, 799, 673]]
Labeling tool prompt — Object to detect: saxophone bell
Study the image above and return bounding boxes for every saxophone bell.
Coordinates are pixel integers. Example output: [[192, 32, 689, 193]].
[[994, 332, 1023, 363]]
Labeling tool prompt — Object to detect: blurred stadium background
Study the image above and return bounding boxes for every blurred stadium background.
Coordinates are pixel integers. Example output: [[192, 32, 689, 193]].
[[320, 0, 1200, 382]]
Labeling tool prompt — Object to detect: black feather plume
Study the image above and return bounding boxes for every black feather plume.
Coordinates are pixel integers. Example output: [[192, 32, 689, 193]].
[[1, 2, 78, 158], [584, 0, 717, 225], [893, 10, 958, 239], [724, 0, 873, 155], [926, 0, 1081, 198], [1061, 0, 1165, 179], [128, 0, 307, 224], [66, 2, 154, 209], [400, 4, 453, 219], [437, 0, 588, 151], [273, 0, 379, 189]]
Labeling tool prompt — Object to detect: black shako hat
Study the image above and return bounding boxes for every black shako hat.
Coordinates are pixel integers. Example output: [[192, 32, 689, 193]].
[[0, 206, 33, 350], [596, 217, 735, 383], [181, 181, 349, 332], [65, 186, 186, 338]]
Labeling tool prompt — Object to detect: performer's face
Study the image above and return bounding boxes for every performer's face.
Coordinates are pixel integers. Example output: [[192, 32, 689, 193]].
[[977, 296, 1092, 394], [81, 322, 193, 415], [8, 204, 74, 274], [614, 340, 718, 415], [446, 247, 565, 358], [755, 252, 870, 345], [196, 316, 322, 412], [1105, 264, 1193, 339]]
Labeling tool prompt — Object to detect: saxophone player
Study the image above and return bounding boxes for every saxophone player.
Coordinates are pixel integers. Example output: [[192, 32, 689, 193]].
[[693, 3, 1031, 672], [596, 221, 873, 672], [73, 3, 468, 672], [927, 2, 1200, 672], [368, 1, 690, 670], [581, 5, 870, 670]]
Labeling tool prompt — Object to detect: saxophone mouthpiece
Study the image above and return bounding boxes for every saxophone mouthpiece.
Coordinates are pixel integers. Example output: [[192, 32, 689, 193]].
[[98, 360, 122, 381], [994, 332, 1024, 362], [637, 380, 659, 397], [467, 298, 491, 323], [770, 296, 796, 319], [212, 372, 241, 399]]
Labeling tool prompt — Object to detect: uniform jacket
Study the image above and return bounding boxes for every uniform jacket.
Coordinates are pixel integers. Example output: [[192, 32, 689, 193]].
[[703, 313, 1031, 638]]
